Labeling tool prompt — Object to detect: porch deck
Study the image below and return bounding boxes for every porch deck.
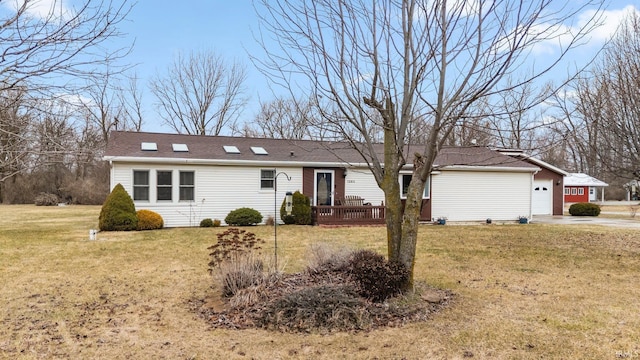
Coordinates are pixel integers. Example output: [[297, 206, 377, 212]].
[[311, 205, 386, 225]]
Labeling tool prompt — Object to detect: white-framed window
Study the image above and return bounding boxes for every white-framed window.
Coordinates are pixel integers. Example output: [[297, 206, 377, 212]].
[[564, 188, 570, 195], [179, 171, 195, 201], [578, 188, 584, 195], [571, 188, 577, 195], [260, 169, 275, 190], [133, 170, 149, 201], [157, 170, 172, 201], [400, 174, 430, 199]]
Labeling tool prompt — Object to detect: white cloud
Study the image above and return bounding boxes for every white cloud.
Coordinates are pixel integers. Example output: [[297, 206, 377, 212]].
[[532, 5, 640, 55], [580, 5, 640, 42], [2, 0, 71, 20]]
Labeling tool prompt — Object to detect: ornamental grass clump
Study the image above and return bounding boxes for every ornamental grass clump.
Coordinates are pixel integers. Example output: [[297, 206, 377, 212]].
[[256, 285, 371, 332], [208, 228, 266, 297]]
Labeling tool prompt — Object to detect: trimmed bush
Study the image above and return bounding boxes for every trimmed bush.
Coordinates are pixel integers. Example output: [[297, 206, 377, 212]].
[[348, 249, 408, 302], [280, 191, 312, 225], [98, 183, 138, 231], [136, 209, 164, 230], [225, 207, 263, 226], [34, 192, 59, 206], [200, 218, 214, 227], [213, 219, 221, 227], [569, 202, 601, 216]]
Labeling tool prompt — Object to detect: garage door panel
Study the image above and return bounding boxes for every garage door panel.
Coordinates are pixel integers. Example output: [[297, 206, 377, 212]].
[[431, 171, 532, 221]]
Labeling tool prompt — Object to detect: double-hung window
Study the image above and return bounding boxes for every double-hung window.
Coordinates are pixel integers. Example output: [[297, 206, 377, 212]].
[[179, 171, 195, 201], [260, 169, 275, 190], [157, 171, 172, 201], [400, 174, 430, 199], [133, 170, 149, 201]]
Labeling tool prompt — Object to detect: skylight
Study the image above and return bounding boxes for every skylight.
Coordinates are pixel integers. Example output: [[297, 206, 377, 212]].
[[141, 142, 157, 151], [251, 146, 268, 155], [223, 145, 240, 154], [172, 143, 189, 152]]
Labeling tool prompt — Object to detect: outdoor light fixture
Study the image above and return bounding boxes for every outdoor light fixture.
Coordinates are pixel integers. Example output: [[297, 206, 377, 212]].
[[285, 191, 293, 215]]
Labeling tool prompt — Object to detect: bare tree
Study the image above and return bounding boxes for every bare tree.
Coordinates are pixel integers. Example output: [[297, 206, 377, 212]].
[[242, 97, 329, 139], [150, 50, 248, 136], [548, 12, 640, 189], [256, 0, 604, 287], [0, 0, 132, 94]]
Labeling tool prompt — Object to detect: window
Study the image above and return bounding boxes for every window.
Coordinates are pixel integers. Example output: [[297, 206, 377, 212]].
[[157, 171, 172, 201], [179, 171, 195, 201], [261, 169, 275, 189], [400, 174, 430, 199], [578, 188, 584, 195], [564, 188, 570, 195], [571, 188, 577, 195], [133, 170, 149, 201]]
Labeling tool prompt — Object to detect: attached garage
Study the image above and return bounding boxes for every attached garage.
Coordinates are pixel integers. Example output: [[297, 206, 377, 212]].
[[430, 169, 536, 222]]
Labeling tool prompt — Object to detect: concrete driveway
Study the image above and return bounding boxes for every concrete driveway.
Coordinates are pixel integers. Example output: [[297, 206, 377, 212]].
[[531, 215, 640, 229]]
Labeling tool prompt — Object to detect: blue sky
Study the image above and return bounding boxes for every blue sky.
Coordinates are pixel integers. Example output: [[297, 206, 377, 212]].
[[118, 1, 267, 132], [4, 1, 640, 133]]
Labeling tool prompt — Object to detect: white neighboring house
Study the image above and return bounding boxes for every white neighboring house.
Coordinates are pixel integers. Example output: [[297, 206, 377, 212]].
[[103, 131, 541, 227]]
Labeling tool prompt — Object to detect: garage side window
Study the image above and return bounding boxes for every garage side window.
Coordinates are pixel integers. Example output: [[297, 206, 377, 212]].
[[157, 171, 172, 201], [578, 188, 584, 195], [179, 171, 195, 201], [133, 170, 149, 201]]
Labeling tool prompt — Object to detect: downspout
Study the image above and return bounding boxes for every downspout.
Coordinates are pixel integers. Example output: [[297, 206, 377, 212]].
[[109, 160, 115, 191]]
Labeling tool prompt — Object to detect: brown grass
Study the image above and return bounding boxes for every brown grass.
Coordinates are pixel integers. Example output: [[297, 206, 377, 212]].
[[1, 205, 640, 359]]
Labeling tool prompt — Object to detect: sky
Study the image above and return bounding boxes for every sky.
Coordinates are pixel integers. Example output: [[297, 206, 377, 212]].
[[4, 0, 640, 134], [118, 1, 270, 132]]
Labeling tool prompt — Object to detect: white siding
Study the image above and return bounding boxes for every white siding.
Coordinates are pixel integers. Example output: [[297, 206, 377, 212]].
[[110, 162, 303, 227], [431, 170, 532, 221], [344, 168, 385, 205]]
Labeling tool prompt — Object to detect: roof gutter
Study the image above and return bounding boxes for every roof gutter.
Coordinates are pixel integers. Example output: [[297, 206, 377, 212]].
[[435, 165, 540, 173], [102, 155, 374, 168]]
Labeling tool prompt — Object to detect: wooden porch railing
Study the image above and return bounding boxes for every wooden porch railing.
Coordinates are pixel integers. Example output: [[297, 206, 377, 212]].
[[311, 205, 386, 225]]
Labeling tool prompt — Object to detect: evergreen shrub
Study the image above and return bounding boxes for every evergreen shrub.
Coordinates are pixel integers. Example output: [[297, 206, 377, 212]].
[[200, 218, 214, 227], [136, 209, 164, 230], [225, 207, 263, 226], [569, 202, 601, 216], [98, 183, 138, 231], [280, 191, 312, 225]]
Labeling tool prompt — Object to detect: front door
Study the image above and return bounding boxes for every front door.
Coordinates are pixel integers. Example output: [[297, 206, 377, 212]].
[[314, 170, 334, 206]]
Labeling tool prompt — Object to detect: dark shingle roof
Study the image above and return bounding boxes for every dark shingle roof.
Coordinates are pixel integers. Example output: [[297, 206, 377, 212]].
[[434, 146, 539, 169], [104, 131, 537, 170]]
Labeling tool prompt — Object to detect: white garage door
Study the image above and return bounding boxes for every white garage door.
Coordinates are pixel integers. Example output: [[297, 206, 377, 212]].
[[431, 171, 532, 221], [532, 179, 553, 215]]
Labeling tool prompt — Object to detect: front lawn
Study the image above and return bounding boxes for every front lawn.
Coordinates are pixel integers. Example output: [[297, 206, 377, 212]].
[[1, 205, 639, 359]]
